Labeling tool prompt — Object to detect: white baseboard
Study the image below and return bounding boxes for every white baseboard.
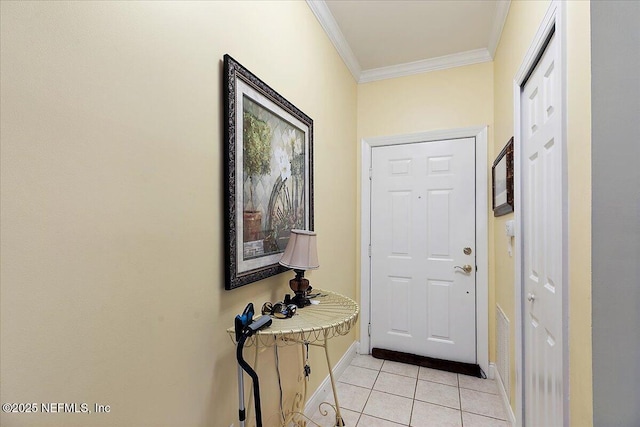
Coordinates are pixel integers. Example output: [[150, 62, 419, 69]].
[[487, 362, 496, 379], [491, 362, 516, 426], [304, 341, 358, 415]]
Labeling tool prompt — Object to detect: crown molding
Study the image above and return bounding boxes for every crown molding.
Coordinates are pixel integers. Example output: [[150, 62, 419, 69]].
[[306, 0, 507, 84], [359, 48, 492, 83], [305, 0, 361, 81], [488, 0, 511, 57]]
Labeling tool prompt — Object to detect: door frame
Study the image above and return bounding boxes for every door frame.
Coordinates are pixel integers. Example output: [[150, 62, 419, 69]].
[[513, 1, 569, 426], [360, 126, 489, 376]]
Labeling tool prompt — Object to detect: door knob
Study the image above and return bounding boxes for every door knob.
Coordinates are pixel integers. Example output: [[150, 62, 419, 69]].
[[527, 293, 536, 302], [454, 265, 473, 274]]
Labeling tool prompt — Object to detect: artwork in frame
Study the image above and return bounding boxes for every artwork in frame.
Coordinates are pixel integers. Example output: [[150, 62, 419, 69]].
[[223, 54, 314, 290], [492, 137, 514, 217]]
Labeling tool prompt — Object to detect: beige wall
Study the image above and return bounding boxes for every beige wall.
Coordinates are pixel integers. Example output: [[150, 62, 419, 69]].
[[493, 0, 592, 425], [565, 2, 592, 425], [357, 63, 494, 139], [0, 2, 357, 426]]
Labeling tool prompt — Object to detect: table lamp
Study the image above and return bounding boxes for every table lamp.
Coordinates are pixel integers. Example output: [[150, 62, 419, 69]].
[[279, 229, 319, 308]]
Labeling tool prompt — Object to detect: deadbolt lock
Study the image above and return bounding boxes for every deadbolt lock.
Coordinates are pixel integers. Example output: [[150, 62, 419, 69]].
[[463, 247, 472, 255]]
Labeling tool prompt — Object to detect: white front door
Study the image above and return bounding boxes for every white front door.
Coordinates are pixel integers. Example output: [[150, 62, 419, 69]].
[[370, 138, 476, 364], [521, 31, 564, 427]]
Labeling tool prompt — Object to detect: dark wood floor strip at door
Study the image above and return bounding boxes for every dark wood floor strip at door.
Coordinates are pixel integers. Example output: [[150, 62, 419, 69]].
[[372, 348, 483, 378]]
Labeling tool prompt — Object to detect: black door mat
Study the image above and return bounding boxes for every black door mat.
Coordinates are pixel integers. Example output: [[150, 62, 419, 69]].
[[372, 348, 483, 378]]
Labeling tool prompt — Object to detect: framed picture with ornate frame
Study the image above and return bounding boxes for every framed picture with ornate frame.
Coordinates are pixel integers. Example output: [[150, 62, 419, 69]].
[[492, 137, 514, 216], [223, 54, 314, 290]]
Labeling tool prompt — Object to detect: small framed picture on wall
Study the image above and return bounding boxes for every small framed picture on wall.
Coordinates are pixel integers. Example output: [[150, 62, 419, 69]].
[[492, 137, 514, 216]]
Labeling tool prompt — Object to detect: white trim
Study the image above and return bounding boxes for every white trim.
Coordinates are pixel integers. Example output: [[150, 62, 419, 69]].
[[475, 127, 489, 376], [492, 362, 517, 426], [513, 1, 568, 426], [488, 1, 512, 58], [488, 361, 496, 380], [359, 126, 489, 377], [304, 341, 358, 415], [359, 49, 492, 84], [304, 0, 361, 81], [513, 51, 525, 427], [360, 139, 373, 353]]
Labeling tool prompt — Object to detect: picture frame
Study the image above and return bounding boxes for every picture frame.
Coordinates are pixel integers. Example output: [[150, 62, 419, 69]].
[[223, 54, 314, 290], [492, 137, 514, 217]]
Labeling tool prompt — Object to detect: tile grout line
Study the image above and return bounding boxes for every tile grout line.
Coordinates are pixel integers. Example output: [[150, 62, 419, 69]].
[[409, 367, 419, 427], [459, 377, 510, 423], [355, 361, 379, 426], [371, 360, 415, 426], [458, 373, 464, 427], [353, 408, 361, 427]]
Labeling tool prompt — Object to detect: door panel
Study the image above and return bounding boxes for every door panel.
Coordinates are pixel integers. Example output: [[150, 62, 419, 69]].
[[391, 192, 411, 254], [389, 276, 411, 335], [522, 32, 563, 427], [370, 138, 476, 364], [428, 280, 452, 341], [427, 190, 452, 257]]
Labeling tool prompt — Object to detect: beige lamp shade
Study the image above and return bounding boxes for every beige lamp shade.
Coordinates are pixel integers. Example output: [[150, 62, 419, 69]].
[[279, 229, 319, 270]]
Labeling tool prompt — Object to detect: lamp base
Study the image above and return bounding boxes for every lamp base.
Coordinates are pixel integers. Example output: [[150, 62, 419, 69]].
[[289, 270, 311, 308], [291, 291, 311, 308]]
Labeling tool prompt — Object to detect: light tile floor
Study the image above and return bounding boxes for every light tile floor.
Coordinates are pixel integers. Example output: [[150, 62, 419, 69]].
[[307, 355, 511, 427]]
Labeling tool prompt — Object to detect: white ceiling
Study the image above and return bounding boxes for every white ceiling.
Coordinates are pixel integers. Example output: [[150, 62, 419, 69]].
[[306, 0, 511, 83]]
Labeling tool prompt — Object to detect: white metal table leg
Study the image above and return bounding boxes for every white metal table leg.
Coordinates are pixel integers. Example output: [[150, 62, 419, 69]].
[[323, 331, 345, 427]]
